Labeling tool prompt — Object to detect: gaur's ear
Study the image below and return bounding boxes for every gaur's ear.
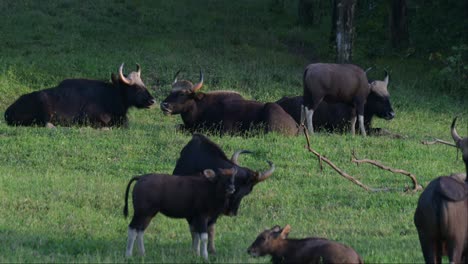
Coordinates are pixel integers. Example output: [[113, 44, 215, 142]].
[[280, 224, 291, 239], [203, 169, 217, 181], [271, 225, 282, 233]]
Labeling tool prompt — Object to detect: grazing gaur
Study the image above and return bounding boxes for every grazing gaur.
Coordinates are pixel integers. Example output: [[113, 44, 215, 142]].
[[276, 71, 394, 135], [302, 63, 390, 136], [219, 100, 299, 136], [173, 133, 275, 254], [414, 117, 468, 264], [4, 63, 155, 128], [160, 70, 244, 132], [123, 168, 237, 260], [247, 225, 363, 264]]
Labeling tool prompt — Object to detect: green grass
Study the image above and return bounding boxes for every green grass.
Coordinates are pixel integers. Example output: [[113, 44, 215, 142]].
[[0, 0, 467, 263]]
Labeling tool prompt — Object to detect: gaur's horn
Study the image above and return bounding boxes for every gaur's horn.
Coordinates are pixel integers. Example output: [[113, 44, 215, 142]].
[[119, 63, 132, 85], [136, 63, 141, 78], [451, 117, 462, 148], [383, 70, 389, 85], [231, 150, 253, 165], [173, 70, 181, 85], [191, 70, 204, 93], [257, 161, 275, 182], [364, 67, 373, 73]]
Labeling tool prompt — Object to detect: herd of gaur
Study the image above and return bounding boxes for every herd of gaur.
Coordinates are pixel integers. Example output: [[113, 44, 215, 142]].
[[3, 62, 467, 263]]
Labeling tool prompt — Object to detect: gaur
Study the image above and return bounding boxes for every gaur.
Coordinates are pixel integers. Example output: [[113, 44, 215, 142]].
[[123, 168, 238, 260], [276, 71, 394, 135], [173, 133, 275, 254], [247, 224, 363, 264], [414, 117, 468, 264], [5, 63, 155, 128], [301, 63, 390, 136], [160, 70, 244, 132]]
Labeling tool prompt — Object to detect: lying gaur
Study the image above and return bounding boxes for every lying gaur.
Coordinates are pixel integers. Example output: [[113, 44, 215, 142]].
[[123, 168, 237, 261], [5, 63, 155, 128], [247, 224, 363, 264], [160, 70, 245, 132]]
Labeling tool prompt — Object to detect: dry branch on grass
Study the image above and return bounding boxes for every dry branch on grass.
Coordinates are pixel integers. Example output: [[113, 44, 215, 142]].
[[421, 138, 457, 147], [302, 126, 422, 192], [351, 151, 423, 192]]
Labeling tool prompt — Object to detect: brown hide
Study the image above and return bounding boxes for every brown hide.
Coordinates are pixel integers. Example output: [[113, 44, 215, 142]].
[[303, 63, 369, 112], [452, 117, 468, 177], [414, 173, 468, 264], [221, 100, 299, 136], [248, 225, 363, 264]]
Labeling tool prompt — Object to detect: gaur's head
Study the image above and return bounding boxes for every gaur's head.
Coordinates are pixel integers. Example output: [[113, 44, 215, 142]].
[[247, 224, 291, 257], [226, 151, 275, 216], [368, 71, 395, 120], [111, 63, 155, 108], [160, 70, 204, 115], [204, 167, 237, 197], [451, 117, 468, 174]]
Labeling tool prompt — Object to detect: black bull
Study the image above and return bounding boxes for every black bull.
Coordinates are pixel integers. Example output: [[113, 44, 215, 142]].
[[4, 63, 155, 128], [173, 133, 274, 253]]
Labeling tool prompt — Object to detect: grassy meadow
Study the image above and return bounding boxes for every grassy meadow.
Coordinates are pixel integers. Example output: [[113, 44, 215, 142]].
[[0, 0, 467, 263]]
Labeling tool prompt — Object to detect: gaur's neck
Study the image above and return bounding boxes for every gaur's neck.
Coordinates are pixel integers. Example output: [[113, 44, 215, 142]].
[[269, 239, 296, 263], [180, 101, 198, 127]]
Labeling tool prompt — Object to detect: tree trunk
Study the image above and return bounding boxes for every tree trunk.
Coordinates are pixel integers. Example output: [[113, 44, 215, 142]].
[[332, 0, 356, 63], [389, 0, 409, 49]]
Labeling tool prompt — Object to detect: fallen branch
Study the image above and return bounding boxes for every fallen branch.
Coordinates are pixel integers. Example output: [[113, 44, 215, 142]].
[[351, 151, 423, 192], [302, 126, 388, 192], [421, 138, 457, 147]]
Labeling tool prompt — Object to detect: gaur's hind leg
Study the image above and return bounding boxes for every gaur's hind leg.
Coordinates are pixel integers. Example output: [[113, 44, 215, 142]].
[[126, 214, 154, 257], [207, 223, 216, 254]]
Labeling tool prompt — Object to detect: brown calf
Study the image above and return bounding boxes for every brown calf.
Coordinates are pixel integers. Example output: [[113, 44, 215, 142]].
[[123, 168, 237, 260], [247, 225, 363, 264]]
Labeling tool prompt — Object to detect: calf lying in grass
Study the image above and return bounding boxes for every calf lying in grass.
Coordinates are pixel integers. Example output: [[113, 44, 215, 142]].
[[247, 224, 363, 264], [123, 168, 237, 260]]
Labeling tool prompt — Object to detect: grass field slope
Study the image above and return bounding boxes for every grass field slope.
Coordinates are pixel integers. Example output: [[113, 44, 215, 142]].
[[0, 0, 466, 263]]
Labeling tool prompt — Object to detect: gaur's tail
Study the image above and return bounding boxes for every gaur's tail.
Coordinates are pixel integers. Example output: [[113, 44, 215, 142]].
[[123, 176, 140, 218]]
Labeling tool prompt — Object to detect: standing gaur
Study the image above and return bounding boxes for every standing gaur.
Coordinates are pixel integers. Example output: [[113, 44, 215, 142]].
[[301, 63, 391, 136], [276, 71, 394, 135], [4, 63, 155, 128], [247, 224, 363, 264], [173, 133, 275, 254], [414, 117, 468, 264], [123, 168, 238, 260], [160, 70, 245, 132]]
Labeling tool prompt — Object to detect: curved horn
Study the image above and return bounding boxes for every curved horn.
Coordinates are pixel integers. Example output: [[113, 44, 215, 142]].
[[119, 63, 132, 85], [451, 117, 462, 148], [191, 70, 204, 92], [364, 67, 373, 73], [136, 63, 141, 78], [172, 70, 181, 85], [383, 70, 389, 85], [231, 150, 253, 165], [257, 161, 275, 183]]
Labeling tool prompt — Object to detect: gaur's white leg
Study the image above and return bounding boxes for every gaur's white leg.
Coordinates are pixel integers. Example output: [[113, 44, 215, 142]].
[[350, 116, 357, 135], [125, 228, 137, 257], [200, 232, 209, 261], [358, 115, 367, 136], [189, 225, 198, 251], [45, 122, 56, 129], [305, 107, 314, 134], [136, 231, 145, 256], [300, 105, 306, 125], [192, 233, 201, 255]]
